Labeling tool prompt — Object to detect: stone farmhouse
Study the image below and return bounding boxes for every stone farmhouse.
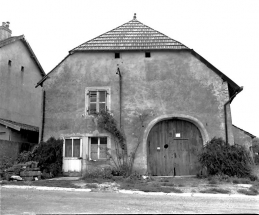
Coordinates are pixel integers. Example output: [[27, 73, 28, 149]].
[[37, 14, 248, 176]]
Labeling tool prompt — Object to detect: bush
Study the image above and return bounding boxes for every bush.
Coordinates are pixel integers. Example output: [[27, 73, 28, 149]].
[[198, 137, 252, 178], [16, 137, 63, 177], [0, 156, 15, 171]]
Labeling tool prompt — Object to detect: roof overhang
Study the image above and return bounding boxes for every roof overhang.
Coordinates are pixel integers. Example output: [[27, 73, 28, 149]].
[[0, 119, 39, 132]]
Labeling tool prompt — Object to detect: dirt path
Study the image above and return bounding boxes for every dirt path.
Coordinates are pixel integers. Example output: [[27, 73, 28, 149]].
[[1, 187, 259, 214]]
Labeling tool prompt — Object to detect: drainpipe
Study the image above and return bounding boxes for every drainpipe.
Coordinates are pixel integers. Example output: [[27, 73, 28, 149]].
[[40, 90, 46, 142], [116, 65, 122, 128], [224, 86, 243, 144]]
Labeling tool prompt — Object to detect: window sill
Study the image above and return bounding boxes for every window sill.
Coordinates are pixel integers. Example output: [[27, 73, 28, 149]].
[[88, 159, 109, 162]]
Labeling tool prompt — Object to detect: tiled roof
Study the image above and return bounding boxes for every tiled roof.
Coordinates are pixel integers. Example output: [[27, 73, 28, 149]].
[[0, 35, 45, 77], [70, 14, 189, 52], [0, 118, 39, 132]]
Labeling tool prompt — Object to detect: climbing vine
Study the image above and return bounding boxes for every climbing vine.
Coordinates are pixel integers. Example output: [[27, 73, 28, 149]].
[[95, 109, 151, 176]]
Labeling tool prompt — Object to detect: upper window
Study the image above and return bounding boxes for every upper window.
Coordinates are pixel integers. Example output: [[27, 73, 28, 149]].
[[64, 138, 81, 158], [115, 53, 120, 58], [86, 87, 110, 115], [145, 52, 151, 58]]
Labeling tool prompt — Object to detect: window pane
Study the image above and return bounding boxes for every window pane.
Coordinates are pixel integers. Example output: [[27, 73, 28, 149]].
[[89, 103, 97, 113], [91, 137, 98, 144], [65, 139, 72, 157], [89, 91, 97, 102], [99, 137, 107, 159], [99, 103, 106, 111], [90, 137, 98, 160], [73, 139, 80, 157], [99, 91, 106, 102]]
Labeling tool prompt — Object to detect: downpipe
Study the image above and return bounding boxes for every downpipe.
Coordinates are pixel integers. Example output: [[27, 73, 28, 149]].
[[116, 65, 122, 128], [224, 86, 243, 144]]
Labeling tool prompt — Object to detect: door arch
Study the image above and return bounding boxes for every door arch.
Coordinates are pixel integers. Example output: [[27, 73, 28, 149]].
[[147, 118, 203, 176]]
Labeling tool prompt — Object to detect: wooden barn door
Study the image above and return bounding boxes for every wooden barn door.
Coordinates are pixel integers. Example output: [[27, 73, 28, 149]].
[[147, 119, 203, 176]]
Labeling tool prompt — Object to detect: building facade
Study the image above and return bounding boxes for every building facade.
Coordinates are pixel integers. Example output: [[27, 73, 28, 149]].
[[38, 15, 242, 176], [0, 22, 45, 144]]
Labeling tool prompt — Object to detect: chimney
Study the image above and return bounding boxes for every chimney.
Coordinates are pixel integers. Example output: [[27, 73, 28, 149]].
[[0, 22, 12, 41]]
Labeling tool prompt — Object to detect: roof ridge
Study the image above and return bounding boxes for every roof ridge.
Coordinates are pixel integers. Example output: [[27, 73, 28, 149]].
[[70, 17, 189, 52], [69, 19, 134, 53]]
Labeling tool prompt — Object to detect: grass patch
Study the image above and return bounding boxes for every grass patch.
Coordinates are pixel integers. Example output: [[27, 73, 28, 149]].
[[232, 178, 251, 184], [85, 183, 99, 189], [1, 180, 81, 188], [208, 179, 219, 185], [160, 182, 175, 187], [237, 188, 258, 196], [200, 188, 230, 194]]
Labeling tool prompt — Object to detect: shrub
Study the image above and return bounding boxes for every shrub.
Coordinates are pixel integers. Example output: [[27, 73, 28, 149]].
[[16, 137, 63, 177], [0, 156, 15, 171], [198, 137, 252, 178]]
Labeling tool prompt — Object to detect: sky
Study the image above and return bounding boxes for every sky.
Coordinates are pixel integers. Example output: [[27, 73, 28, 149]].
[[1, 0, 259, 137]]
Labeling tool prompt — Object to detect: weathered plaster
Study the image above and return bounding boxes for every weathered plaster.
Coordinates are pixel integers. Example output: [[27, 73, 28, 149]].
[[0, 40, 43, 128], [43, 50, 234, 173]]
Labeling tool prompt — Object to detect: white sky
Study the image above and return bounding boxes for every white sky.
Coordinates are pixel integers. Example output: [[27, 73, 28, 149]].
[[1, 0, 259, 137]]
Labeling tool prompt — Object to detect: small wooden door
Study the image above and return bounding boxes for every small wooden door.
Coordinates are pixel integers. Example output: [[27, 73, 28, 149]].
[[63, 138, 82, 174], [147, 119, 203, 176]]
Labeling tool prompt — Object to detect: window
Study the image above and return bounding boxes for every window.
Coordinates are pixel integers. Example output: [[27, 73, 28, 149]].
[[145, 52, 151, 58], [86, 87, 110, 115], [64, 138, 81, 157], [89, 137, 108, 160], [115, 53, 120, 58]]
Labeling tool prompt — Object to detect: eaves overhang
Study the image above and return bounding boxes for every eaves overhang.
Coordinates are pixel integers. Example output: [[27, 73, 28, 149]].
[[0, 118, 39, 132]]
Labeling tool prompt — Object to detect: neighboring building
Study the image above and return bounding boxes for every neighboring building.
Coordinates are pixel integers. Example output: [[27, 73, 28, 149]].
[[232, 124, 256, 160], [0, 22, 45, 145], [37, 14, 243, 176]]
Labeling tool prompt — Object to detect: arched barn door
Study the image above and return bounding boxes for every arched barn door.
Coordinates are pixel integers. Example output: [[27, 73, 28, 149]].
[[147, 119, 203, 176]]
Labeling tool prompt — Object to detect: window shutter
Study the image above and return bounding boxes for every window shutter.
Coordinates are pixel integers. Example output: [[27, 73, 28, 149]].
[[86, 91, 89, 113], [105, 91, 108, 111]]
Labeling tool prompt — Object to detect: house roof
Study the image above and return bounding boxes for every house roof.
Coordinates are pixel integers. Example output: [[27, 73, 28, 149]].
[[37, 14, 241, 98], [0, 35, 45, 77], [70, 14, 189, 53], [0, 118, 39, 132], [232, 124, 256, 139]]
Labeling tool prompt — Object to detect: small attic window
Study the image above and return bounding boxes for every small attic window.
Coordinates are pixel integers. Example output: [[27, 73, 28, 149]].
[[145, 52, 151, 58], [115, 53, 120, 59], [21, 66, 24, 72], [8, 60, 12, 66]]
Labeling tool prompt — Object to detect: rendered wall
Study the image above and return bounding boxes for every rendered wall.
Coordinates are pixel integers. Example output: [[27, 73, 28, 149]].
[[0, 40, 43, 128], [232, 125, 254, 151], [43, 51, 234, 173]]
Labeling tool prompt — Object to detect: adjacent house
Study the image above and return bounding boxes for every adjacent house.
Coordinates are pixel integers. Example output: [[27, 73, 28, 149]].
[[0, 22, 45, 158], [37, 14, 244, 176]]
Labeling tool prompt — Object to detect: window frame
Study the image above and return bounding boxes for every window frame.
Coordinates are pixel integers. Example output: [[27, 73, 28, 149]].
[[63, 137, 82, 158], [85, 87, 111, 116], [89, 136, 109, 160]]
